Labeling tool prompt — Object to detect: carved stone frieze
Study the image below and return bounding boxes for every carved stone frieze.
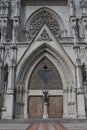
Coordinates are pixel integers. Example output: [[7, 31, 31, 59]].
[[37, 29, 52, 41]]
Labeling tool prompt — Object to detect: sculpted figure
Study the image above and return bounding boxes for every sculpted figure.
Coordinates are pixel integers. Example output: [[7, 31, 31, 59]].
[[69, 0, 75, 16], [0, 1, 3, 15], [4, 0, 9, 15], [43, 90, 48, 103]]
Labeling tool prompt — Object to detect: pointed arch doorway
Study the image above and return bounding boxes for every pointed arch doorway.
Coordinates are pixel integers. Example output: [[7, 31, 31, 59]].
[[28, 57, 63, 118]]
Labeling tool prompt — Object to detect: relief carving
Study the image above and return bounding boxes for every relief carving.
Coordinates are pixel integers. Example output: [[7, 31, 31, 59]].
[[23, 10, 61, 42], [37, 29, 52, 41]]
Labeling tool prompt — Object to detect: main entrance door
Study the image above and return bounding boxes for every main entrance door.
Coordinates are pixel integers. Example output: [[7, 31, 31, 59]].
[[48, 96, 63, 118], [29, 96, 43, 118], [29, 57, 63, 118]]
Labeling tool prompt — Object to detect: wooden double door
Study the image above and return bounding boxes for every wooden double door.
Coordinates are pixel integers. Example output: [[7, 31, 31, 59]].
[[29, 96, 63, 118]]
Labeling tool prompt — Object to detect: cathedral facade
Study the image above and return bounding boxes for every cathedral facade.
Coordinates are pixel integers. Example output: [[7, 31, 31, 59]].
[[0, 0, 87, 119]]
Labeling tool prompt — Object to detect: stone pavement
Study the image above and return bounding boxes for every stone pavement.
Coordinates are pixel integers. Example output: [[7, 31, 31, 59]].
[[0, 119, 87, 130], [0, 123, 87, 130], [0, 123, 30, 130]]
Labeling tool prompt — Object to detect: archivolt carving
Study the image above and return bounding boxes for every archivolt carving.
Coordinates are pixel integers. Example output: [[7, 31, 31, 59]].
[[23, 9, 61, 42]]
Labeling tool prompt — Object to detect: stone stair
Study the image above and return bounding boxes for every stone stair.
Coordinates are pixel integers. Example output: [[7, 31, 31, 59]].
[[0, 118, 87, 123]]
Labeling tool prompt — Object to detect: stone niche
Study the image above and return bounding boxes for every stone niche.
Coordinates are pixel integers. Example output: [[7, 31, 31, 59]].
[[21, 0, 68, 6]]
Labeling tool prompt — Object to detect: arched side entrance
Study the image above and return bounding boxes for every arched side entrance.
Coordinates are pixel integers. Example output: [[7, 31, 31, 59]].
[[28, 57, 63, 118]]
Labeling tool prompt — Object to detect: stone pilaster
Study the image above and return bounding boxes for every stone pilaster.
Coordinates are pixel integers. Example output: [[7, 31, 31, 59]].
[[16, 82, 25, 119], [63, 89, 68, 118], [73, 44, 86, 119], [0, 44, 5, 92], [12, 0, 21, 43], [66, 81, 77, 118], [2, 45, 17, 119], [0, 43, 5, 118]]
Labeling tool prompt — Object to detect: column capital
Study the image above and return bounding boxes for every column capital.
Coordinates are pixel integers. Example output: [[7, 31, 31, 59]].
[[10, 44, 17, 50], [0, 43, 5, 49], [77, 88, 84, 94]]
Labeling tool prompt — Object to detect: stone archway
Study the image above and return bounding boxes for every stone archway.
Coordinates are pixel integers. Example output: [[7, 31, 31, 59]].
[[28, 57, 63, 118]]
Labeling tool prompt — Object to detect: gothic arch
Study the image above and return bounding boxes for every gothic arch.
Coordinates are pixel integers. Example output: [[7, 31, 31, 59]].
[[25, 7, 65, 41], [16, 43, 75, 118], [28, 56, 63, 90], [17, 43, 74, 90]]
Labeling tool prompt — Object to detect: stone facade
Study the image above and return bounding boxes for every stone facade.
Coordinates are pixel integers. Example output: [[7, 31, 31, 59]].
[[0, 0, 87, 119]]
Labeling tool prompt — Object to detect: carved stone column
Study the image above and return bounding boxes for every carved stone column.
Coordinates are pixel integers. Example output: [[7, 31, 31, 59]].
[[67, 81, 77, 118], [0, 43, 5, 91], [16, 82, 25, 119], [67, 81, 73, 118], [0, 44, 5, 119], [63, 88, 68, 118], [71, 85, 77, 118], [2, 45, 17, 119]]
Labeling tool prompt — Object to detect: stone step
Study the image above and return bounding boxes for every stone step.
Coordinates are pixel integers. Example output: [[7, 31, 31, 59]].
[[0, 118, 87, 123]]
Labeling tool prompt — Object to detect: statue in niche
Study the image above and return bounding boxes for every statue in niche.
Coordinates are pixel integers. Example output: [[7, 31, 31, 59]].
[[15, 0, 21, 16], [42, 90, 48, 103], [82, 63, 86, 81], [4, 64, 8, 83], [68, 0, 75, 16], [72, 19, 79, 44], [4, 0, 9, 15], [83, 19, 87, 42], [0, 1, 3, 15]]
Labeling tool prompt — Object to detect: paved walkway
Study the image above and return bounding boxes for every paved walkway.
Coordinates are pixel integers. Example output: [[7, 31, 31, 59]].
[[26, 123, 67, 130], [0, 123, 30, 130], [0, 123, 87, 130]]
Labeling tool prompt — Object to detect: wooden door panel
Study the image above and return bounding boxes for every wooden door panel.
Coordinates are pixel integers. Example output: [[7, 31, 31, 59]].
[[29, 96, 43, 118], [48, 96, 63, 118]]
